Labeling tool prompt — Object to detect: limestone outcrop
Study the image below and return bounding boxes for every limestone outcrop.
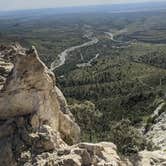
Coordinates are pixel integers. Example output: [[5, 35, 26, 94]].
[[130, 150, 166, 166], [128, 101, 166, 166], [145, 102, 166, 151], [0, 44, 124, 166]]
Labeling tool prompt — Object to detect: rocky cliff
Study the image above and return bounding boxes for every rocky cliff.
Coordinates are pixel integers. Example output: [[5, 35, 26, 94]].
[[0, 44, 124, 166]]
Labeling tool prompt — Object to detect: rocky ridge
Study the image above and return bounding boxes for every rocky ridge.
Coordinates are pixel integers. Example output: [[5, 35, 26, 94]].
[[0, 44, 124, 166]]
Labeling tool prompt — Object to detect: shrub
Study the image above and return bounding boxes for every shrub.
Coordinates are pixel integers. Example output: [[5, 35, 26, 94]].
[[69, 101, 102, 142], [109, 119, 147, 156]]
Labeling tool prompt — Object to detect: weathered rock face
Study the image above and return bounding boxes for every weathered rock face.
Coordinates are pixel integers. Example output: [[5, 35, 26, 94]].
[[27, 142, 124, 166], [1, 45, 59, 129], [0, 44, 124, 166], [130, 150, 166, 166], [127, 102, 166, 166], [0, 43, 80, 140], [0, 44, 80, 165], [145, 102, 166, 151]]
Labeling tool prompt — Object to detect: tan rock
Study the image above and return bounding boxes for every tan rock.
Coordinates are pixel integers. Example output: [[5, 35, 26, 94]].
[[34, 125, 67, 152], [0, 46, 60, 130], [74, 142, 124, 166], [29, 142, 124, 166], [71, 148, 91, 165], [54, 86, 69, 113], [131, 150, 166, 166], [146, 111, 166, 151], [59, 154, 82, 166], [0, 45, 80, 144], [59, 111, 80, 144]]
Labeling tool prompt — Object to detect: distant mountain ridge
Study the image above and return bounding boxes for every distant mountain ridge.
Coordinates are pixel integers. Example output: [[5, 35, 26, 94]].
[[1, 1, 166, 18]]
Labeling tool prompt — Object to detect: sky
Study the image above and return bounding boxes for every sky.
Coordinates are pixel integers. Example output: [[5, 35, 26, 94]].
[[0, 0, 164, 11]]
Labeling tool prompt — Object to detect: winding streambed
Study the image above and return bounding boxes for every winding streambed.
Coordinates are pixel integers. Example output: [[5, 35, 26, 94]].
[[50, 37, 99, 71], [50, 31, 133, 70]]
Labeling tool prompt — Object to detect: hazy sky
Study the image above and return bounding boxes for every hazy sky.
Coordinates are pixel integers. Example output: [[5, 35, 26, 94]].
[[0, 0, 164, 11]]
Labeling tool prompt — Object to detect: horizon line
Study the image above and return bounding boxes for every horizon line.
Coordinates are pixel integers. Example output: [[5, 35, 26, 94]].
[[0, 0, 166, 12]]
